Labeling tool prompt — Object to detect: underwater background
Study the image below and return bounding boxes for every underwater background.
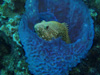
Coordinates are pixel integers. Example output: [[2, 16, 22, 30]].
[[0, 0, 100, 75]]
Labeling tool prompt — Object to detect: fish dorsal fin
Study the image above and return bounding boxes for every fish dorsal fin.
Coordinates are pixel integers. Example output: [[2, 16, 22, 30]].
[[61, 22, 71, 43], [62, 22, 68, 26], [61, 22, 68, 30]]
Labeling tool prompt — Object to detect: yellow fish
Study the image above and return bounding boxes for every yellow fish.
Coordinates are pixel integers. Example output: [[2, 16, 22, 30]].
[[34, 20, 71, 43]]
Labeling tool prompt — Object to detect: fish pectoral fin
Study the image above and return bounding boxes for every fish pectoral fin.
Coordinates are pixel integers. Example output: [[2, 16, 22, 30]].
[[65, 32, 71, 43]]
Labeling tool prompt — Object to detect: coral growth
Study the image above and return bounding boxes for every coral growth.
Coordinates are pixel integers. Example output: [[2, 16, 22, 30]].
[[19, 0, 94, 75], [0, 31, 31, 75], [0, 0, 100, 75], [0, 15, 21, 46], [0, 0, 25, 46]]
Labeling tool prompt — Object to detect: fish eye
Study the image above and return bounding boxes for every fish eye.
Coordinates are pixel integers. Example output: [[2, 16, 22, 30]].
[[45, 26, 49, 29]]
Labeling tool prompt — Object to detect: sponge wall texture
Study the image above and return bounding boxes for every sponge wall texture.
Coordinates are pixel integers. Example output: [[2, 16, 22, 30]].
[[19, 0, 94, 75]]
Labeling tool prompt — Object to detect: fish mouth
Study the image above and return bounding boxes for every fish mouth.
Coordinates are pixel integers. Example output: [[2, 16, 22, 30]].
[[34, 28, 43, 36]]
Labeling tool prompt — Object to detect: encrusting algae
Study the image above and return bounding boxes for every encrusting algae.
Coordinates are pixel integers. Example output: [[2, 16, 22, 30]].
[[34, 20, 71, 43]]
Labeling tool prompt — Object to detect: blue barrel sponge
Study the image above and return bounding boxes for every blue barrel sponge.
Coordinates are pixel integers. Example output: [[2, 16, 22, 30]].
[[19, 0, 94, 75]]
